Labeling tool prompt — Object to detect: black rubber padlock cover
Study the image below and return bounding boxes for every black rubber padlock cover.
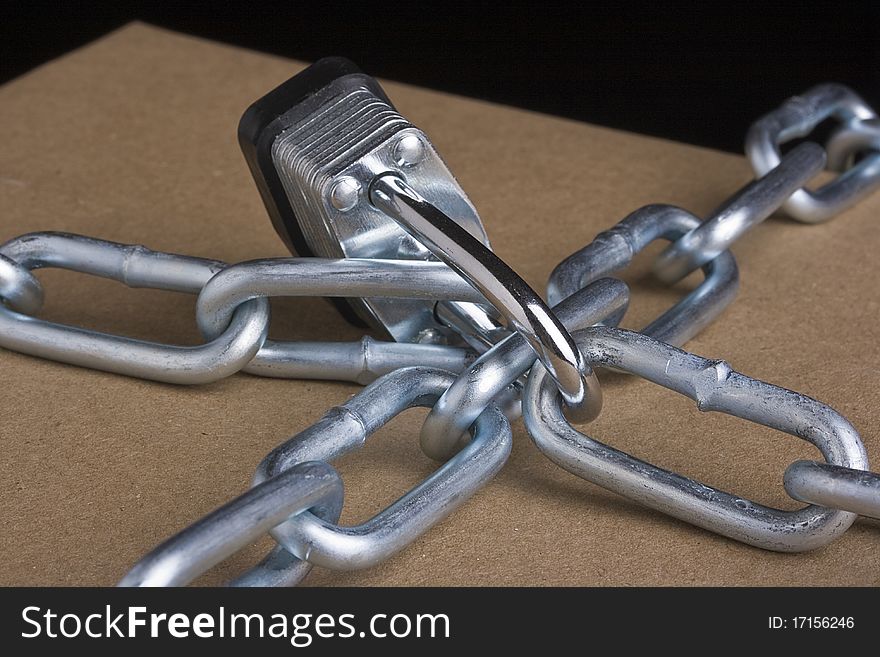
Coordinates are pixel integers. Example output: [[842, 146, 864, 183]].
[[238, 57, 395, 328]]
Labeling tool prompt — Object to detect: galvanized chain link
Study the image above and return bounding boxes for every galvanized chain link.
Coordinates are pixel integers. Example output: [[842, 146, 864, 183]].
[[529, 84, 880, 532], [745, 83, 880, 223], [118, 460, 345, 587], [0, 232, 487, 385], [530, 84, 880, 531], [119, 367, 512, 586], [651, 143, 824, 283], [784, 461, 880, 520], [1, 82, 879, 586], [522, 326, 868, 552]]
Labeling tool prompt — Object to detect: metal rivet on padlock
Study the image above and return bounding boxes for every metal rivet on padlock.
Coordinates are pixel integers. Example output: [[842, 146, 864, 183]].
[[392, 134, 425, 168], [328, 177, 362, 212]]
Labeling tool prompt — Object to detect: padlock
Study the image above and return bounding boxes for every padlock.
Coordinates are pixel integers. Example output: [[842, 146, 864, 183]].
[[239, 57, 593, 416], [239, 57, 493, 344]]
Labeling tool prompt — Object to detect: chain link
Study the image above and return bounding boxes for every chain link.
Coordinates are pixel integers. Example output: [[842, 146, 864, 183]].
[[0, 232, 269, 384], [254, 367, 510, 572], [419, 278, 629, 461], [651, 143, 824, 283], [547, 203, 739, 345], [826, 117, 880, 170], [2, 82, 880, 585], [745, 83, 880, 223], [535, 85, 880, 535], [522, 326, 867, 552], [118, 461, 344, 587], [120, 367, 511, 586], [0, 252, 43, 315], [784, 461, 880, 520], [0, 234, 486, 384]]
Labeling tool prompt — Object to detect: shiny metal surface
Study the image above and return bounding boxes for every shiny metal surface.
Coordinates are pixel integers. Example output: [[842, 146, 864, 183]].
[[270, 80, 490, 342], [419, 278, 629, 460], [745, 83, 880, 223], [0, 252, 43, 315], [194, 257, 486, 340], [370, 174, 595, 420], [652, 143, 824, 283], [784, 461, 880, 520], [118, 461, 344, 587], [122, 365, 506, 585], [433, 300, 510, 353], [246, 336, 474, 385], [251, 367, 511, 571], [226, 544, 315, 588], [826, 117, 880, 171], [0, 232, 270, 384], [194, 257, 487, 382], [0, 234, 484, 385], [1, 231, 226, 291], [548, 204, 739, 345], [523, 326, 868, 552]]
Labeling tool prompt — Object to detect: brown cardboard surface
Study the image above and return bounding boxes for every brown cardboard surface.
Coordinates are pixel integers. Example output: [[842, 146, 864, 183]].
[[1, 23, 878, 586]]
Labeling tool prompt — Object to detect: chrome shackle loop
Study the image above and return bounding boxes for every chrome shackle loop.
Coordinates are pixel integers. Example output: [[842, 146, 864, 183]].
[[370, 174, 598, 422], [419, 277, 630, 461]]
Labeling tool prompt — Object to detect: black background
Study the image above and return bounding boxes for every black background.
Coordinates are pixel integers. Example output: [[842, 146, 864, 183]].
[[1, 3, 878, 153]]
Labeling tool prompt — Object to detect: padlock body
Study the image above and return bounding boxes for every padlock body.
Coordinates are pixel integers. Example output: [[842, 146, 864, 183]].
[[239, 57, 489, 342]]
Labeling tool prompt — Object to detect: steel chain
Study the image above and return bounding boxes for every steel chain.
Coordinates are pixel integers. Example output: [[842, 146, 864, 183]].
[[0, 233, 486, 384], [119, 367, 512, 586], [522, 326, 867, 552], [1, 82, 879, 586]]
